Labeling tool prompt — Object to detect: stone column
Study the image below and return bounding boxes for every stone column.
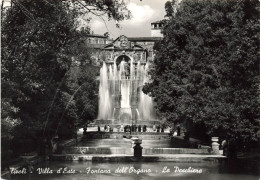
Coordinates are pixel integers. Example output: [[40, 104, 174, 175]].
[[211, 137, 220, 154]]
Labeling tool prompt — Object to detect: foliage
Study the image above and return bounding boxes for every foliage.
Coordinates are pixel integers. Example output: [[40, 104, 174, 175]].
[[2, 0, 80, 140], [1, 0, 129, 159], [164, 1, 174, 18], [144, 0, 260, 149], [67, 64, 99, 126], [74, 0, 131, 27]]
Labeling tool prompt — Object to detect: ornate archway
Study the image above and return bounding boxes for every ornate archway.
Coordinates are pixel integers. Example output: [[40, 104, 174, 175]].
[[116, 54, 131, 66]]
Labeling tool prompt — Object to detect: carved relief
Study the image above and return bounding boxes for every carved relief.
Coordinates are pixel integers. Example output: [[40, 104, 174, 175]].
[[102, 35, 148, 62], [119, 35, 129, 49]]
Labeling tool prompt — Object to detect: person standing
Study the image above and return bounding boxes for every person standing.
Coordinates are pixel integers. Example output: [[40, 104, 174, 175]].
[[222, 140, 227, 156], [157, 125, 160, 133], [143, 125, 147, 132], [120, 124, 124, 132], [177, 125, 181, 136], [153, 123, 156, 131], [138, 125, 141, 132]]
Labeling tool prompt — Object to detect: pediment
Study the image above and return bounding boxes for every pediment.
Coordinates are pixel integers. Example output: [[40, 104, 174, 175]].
[[103, 35, 146, 51], [133, 44, 145, 50], [113, 35, 130, 49]]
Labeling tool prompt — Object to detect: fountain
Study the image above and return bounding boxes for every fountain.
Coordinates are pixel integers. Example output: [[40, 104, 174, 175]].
[[97, 62, 112, 120], [97, 56, 157, 125]]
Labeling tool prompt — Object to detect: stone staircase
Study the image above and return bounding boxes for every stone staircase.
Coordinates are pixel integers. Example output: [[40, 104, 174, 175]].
[[61, 135, 212, 156], [49, 133, 223, 162], [82, 131, 171, 139]]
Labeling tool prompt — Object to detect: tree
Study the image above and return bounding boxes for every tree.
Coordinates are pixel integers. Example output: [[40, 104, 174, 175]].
[[164, 1, 174, 17], [1, 0, 131, 160], [144, 0, 259, 154], [69, 64, 99, 127], [72, 0, 131, 27], [1, 99, 21, 169]]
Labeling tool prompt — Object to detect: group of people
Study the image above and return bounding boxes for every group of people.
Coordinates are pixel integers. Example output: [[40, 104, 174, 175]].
[[100, 124, 148, 133], [98, 124, 168, 133], [152, 124, 165, 133], [103, 125, 111, 132], [123, 125, 147, 133]]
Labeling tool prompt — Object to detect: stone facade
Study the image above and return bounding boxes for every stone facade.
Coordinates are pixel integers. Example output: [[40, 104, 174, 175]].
[[86, 21, 163, 65], [151, 20, 164, 37], [89, 22, 163, 125], [96, 35, 162, 125], [87, 35, 162, 66]]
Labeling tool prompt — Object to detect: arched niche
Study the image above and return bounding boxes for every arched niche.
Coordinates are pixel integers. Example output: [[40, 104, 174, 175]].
[[116, 55, 131, 66]]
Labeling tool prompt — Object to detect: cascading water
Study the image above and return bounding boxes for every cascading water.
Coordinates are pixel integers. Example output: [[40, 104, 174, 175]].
[[120, 81, 130, 108], [108, 65, 114, 95], [98, 58, 155, 123], [98, 62, 112, 120], [119, 60, 132, 122], [138, 62, 155, 120]]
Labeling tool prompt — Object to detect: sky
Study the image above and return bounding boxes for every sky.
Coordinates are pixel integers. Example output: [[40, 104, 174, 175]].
[[1, 0, 169, 39], [86, 0, 169, 38]]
